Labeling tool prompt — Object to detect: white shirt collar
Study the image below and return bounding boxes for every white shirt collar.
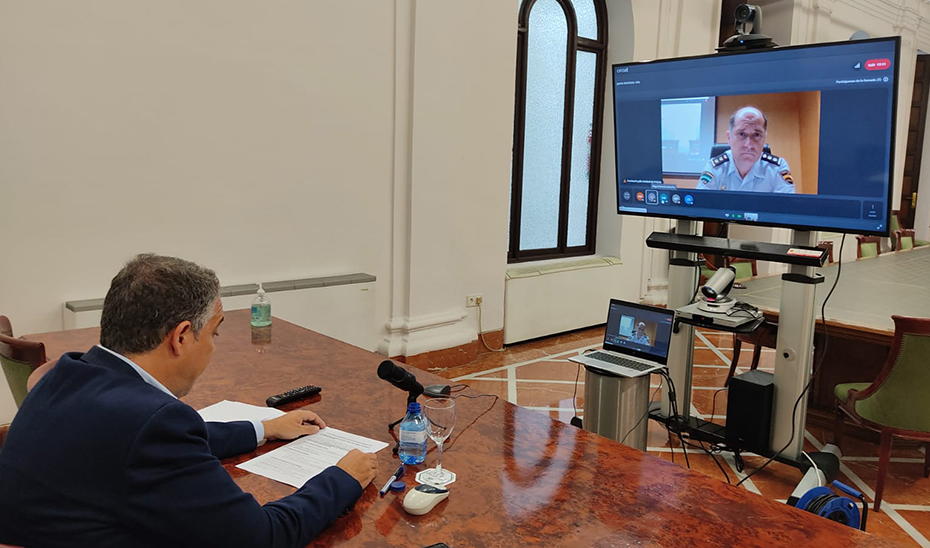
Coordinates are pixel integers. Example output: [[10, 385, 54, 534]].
[[96, 344, 177, 399]]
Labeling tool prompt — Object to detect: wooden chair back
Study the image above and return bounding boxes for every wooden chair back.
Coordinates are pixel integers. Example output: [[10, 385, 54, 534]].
[[895, 229, 915, 251], [856, 235, 881, 259], [817, 240, 834, 264], [0, 316, 48, 408]]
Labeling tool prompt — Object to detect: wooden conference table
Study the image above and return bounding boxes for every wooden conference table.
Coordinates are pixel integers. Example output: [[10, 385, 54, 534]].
[[735, 245, 930, 422], [26, 310, 891, 547]]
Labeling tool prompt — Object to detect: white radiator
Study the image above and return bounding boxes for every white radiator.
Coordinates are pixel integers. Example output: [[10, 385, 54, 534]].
[[63, 274, 378, 351], [504, 257, 631, 344]]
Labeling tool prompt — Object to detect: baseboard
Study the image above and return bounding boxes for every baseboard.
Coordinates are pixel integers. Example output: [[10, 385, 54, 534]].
[[397, 330, 503, 372]]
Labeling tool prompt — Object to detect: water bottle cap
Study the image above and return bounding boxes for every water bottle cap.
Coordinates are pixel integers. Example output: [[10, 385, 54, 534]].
[[390, 480, 406, 492], [257, 283, 265, 296], [407, 402, 421, 413]]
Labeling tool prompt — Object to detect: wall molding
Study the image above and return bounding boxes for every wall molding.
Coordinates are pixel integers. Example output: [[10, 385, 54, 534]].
[[378, 307, 477, 358]]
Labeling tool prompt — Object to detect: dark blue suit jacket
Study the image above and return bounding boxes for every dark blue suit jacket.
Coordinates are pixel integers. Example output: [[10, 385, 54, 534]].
[[0, 346, 362, 548]]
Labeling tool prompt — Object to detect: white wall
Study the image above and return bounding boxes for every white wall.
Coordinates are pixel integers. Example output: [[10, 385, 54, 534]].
[[1, 1, 395, 335], [794, 0, 930, 236], [0, 0, 517, 422], [17, 0, 896, 425]]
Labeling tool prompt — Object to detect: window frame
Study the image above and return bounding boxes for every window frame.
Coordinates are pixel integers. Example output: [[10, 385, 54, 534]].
[[509, 0, 609, 263]]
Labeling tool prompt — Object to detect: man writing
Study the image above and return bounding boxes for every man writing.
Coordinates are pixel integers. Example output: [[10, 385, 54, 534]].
[[697, 106, 796, 193], [0, 254, 377, 548]]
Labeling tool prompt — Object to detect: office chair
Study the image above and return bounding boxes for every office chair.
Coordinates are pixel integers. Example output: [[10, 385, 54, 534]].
[[0, 316, 48, 408], [855, 235, 881, 259], [725, 320, 778, 387], [833, 315, 930, 512]]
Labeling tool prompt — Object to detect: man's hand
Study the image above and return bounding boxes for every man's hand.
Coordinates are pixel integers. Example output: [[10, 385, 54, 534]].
[[262, 410, 326, 441], [336, 449, 378, 489]]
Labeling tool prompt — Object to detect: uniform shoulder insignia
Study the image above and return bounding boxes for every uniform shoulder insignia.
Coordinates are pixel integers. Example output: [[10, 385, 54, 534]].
[[710, 153, 729, 168], [699, 171, 714, 184], [761, 152, 782, 165], [780, 171, 794, 185]]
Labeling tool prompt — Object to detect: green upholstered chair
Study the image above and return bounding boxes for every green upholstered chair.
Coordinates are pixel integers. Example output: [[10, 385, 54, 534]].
[[856, 235, 881, 259], [727, 258, 757, 280], [894, 229, 915, 251], [890, 212, 929, 249], [834, 315, 930, 512], [0, 316, 47, 408]]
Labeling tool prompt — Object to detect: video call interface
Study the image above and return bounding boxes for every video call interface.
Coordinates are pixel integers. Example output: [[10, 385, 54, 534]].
[[613, 38, 898, 235], [604, 302, 673, 359]]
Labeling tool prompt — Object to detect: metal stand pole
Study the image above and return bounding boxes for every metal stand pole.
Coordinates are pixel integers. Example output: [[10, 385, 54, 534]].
[[771, 230, 824, 460], [662, 220, 700, 419]]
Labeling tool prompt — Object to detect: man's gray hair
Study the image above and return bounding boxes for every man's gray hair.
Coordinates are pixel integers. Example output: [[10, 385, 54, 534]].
[[729, 106, 768, 131], [100, 254, 220, 355]]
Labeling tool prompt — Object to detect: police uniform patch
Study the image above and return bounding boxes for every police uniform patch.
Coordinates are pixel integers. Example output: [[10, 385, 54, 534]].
[[699, 171, 714, 184], [710, 153, 730, 168], [781, 171, 794, 185], [761, 152, 782, 166]]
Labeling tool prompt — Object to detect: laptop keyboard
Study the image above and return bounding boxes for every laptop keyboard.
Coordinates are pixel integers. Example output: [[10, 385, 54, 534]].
[[586, 352, 655, 372]]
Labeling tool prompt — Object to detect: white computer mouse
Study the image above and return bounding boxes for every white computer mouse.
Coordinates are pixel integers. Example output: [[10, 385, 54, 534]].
[[402, 484, 450, 516]]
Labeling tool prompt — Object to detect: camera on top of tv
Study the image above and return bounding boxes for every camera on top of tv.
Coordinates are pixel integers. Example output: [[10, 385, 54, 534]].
[[719, 4, 777, 51]]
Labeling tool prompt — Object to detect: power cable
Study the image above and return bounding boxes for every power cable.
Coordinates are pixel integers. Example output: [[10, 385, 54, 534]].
[[477, 301, 505, 352]]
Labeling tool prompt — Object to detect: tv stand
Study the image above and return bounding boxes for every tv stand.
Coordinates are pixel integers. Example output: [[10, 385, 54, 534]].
[[646, 233, 828, 267], [649, 226, 825, 463]]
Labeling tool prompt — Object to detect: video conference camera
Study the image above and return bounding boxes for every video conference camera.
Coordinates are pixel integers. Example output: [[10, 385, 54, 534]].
[[719, 4, 776, 52]]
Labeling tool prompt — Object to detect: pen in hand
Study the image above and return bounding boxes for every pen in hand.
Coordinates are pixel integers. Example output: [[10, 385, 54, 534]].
[[379, 465, 405, 496]]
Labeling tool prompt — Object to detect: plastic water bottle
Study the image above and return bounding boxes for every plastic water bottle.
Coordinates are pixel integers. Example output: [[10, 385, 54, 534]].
[[250, 283, 271, 327], [398, 402, 427, 465]]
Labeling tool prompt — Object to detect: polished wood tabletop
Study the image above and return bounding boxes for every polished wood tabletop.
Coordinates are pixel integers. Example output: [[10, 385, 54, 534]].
[[737, 245, 930, 342], [734, 246, 930, 421], [27, 310, 892, 547]]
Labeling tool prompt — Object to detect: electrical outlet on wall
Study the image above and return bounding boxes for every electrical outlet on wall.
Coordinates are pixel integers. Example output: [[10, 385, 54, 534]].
[[466, 295, 482, 308]]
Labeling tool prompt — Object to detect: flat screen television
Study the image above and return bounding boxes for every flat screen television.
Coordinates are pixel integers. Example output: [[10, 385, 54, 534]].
[[612, 37, 900, 236]]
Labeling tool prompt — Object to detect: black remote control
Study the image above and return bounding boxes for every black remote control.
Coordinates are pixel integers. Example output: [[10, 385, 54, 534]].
[[266, 385, 322, 407]]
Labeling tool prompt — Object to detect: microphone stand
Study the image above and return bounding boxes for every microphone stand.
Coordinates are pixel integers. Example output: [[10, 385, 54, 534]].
[[388, 388, 423, 455], [387, 390, 422, 431]]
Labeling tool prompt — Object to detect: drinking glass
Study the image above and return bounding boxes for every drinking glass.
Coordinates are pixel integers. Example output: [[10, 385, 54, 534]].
[[419, 397, 456, 486]]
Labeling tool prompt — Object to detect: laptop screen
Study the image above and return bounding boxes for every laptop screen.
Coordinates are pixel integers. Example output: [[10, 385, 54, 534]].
[[603, 299, 675, 364]]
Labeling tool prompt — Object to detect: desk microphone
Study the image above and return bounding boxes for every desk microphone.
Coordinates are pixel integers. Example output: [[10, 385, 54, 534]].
[[377, 360, 424, 401]]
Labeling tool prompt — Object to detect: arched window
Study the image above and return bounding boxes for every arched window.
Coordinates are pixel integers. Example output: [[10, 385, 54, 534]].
[[509, 0, 608, 262]]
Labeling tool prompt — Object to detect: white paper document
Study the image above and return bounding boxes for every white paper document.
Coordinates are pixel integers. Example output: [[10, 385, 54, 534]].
[[197, 400, 285, 423], [237, 427, 389, 488]]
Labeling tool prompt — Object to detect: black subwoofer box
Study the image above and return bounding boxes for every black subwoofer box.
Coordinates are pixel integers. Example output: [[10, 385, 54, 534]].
[[726, 369, 775, 452]]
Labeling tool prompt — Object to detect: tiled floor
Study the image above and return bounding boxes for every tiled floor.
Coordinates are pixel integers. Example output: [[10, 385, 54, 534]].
[[428, 326, 930, 547]]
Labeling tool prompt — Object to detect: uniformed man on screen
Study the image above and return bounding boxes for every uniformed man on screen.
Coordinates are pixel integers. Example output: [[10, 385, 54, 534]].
[[630, 322, 650, 345], [697, 106, 796, 194]]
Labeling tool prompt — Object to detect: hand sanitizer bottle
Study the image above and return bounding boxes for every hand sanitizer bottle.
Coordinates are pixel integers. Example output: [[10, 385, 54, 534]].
[[250, 283, 271, 327]]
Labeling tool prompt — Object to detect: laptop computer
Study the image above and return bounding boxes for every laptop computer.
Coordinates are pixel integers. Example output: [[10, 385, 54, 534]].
[[569, 299, 675, 378]]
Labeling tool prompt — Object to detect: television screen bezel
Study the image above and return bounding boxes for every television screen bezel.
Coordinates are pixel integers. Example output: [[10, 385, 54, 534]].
[[611, 36, 901, 237]]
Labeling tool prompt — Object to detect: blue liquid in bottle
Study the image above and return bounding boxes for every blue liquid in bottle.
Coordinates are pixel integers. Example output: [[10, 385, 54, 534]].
[[398, 402, 427, 465]]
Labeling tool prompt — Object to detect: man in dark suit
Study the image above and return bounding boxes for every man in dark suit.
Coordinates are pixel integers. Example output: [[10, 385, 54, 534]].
[[0, 254, 378, 548]]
